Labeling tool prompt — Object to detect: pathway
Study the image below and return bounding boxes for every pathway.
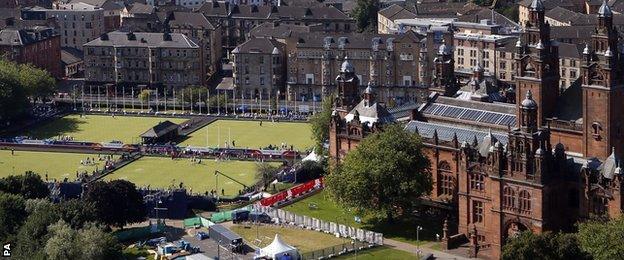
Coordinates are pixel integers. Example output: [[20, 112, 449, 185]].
[[384, 238, 473, 260]]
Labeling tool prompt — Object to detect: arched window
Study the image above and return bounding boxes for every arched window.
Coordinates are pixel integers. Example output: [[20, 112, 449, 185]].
[[519, 190, 531, 213], [438, 161, 453, 196], [503, 187, 515, 209]]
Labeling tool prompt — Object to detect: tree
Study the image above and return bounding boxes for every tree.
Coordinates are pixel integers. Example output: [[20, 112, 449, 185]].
[[56, 199, 97, 229], [309, 96, 333, 155], [295, 160, 325, 183], [14, 201, 59, 259], [0, 192, 26, 242], [353, 0, 380, 32], [18, 63, 56, 102], [502, 231, 590, 260], [577, 217, 624, 260], [0, 60, 29, 122], [256, 162, 280, 190], [138, 89, 150, 104], [84, 180, 146, 228], [45, 220, 79, 260], [325, 124, 431, 221], [0, 172, 50, 199], [76, 223, 121, 260]]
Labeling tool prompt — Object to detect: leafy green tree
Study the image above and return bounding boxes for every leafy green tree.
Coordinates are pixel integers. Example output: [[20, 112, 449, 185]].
[[45, 220, 79, 260], [0, 60, 29, 122], [0, 192, 26, 243], [56, 199, 97, 229], [577, 217, 624, 260], [177, 85, 206, 103], [353, 0, 380, 32], [326, 124, 431, 221], [0, 172, 50, 199], [502, 231, 590, 260], [138, 89, 150, 104], [296, 160, 325, 183], [84, 180, 146, 228], [256, 163, 280, 190], [309, 96, 333, 155], [18, 63, 56, 102], [76, 223, 121, 260], [14, 201, 59, 259]]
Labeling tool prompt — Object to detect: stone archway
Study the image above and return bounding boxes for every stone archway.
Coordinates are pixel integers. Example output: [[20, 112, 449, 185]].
[[504, 221, 529, 240]]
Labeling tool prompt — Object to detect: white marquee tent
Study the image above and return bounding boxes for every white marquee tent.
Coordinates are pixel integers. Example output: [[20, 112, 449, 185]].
[[256, 234, 299, 260]]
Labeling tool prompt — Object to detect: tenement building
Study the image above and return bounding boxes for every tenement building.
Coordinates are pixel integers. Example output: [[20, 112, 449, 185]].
[[286, 31, 425, 105], [231, 37, 286, 100], [83, 31, 201, 89], [0, 26, 62, 78], [329, 0, 624, 258], [42, 3, 106, 50]]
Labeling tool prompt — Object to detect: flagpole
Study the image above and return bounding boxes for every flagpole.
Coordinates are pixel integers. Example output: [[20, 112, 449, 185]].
[[190, 88, 194, 115], [164, 88, 167, 112], [122, 85, 125, 112]]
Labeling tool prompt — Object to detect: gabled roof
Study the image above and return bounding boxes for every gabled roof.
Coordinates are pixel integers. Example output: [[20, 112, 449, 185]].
[[140, 120, 179, 138], [158, 11, 214, 30], [61, 47, 83, 65], [249, 22, 310, 39], [344, 99, 394, 127], [233, 37, 283, 54], [128, 2, 154, 14], [379, 4, 416, 20]]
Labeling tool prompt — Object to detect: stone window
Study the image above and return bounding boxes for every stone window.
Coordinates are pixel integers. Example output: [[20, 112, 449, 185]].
[[472, 200, 483, 223], [503, 186, 515, 209], [438, 161, 453, 196], [470, 172, 485, 191], [519, 190, 531, 213]]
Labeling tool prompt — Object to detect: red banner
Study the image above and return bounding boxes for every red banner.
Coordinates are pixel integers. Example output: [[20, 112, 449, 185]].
[[260, 177, 324, 207]]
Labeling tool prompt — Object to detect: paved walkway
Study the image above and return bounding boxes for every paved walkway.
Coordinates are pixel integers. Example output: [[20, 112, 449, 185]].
[[384, 238, 472, 260]]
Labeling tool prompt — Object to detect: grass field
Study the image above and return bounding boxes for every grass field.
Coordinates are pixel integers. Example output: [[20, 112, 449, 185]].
[[181, 120, 313, 150], [0, 150, 116, 181], [105, 157, 280, 195], [284, 190, 442, 246], [334, 246, 417, 260], [25, 114, 187, 144], [229, 224, 346, 253]]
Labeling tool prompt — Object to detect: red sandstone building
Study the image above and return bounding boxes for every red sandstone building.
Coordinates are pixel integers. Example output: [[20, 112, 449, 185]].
[[0, 26, 62, 78], [329, 0, 624, 258]]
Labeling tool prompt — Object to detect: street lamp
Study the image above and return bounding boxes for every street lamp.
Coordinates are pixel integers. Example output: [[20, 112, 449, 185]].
[[416, 225, 423, 256]]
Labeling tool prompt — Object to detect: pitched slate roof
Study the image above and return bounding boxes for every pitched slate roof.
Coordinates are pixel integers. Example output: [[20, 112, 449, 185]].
[[84, 31, 199, 48], [232, 37, 283, 54], [344, 99, 394, 126], [558, 42, 583, 59], [249, 22, 311, 39], [379, 4, 417, 20], [295, 30, 423, 50], [404, 120, 509, 145], [61, 47, 83, 65], [128, 2, 154, 14], [158, 11, 214, 30], [551, 26, 595, 41]]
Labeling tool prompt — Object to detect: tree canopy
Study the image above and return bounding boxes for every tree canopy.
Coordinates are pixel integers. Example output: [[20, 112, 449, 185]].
[[325, 124, 431, 220], [0, 172, 50, 199], [577, 217, 624, 260], [353, 0, 380, 32], [502, 231, 590, 260], [0, 192, 26, 243], [0, 59, 56, 122], [309, 96, 333, 155], [84, 180, 146, 228]]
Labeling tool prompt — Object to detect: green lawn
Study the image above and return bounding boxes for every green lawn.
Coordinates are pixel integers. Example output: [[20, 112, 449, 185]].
[[25, 114, 187, 144], [283, 190, 443, 246], [105, 157, 279, 195], [334, 246, 417, 260], [181, 120, 313, 150], [0, 150, 117, 181], [230, 224, 347, 253], [283, 190, 362, 228]]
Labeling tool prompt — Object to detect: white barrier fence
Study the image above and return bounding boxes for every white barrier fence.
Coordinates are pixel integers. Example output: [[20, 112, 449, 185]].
[[252, 205, 384, 245]]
